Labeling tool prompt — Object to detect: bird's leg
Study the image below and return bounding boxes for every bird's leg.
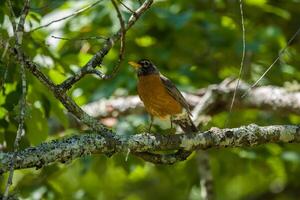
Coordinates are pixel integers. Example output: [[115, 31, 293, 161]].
[[148, 115, 154, 133], [170, 116, 173, 129]]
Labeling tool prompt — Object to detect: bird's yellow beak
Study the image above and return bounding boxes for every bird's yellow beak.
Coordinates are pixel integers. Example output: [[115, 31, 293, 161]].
[[128, 61, 141, 69]]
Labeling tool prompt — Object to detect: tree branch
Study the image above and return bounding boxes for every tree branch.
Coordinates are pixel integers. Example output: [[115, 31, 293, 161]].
[[58, 0, 153, 91], [8, 47, 112, 136], [102, 0, 126, 79], [29, 0, 104, 33], [0, 0, 154, 139], [1, 124, 299, 173], [82, 79, 300, 119], [3, 0, 30, 198]]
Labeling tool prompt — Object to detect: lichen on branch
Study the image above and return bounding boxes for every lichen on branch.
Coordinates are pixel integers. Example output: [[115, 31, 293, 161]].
[[1, 124, 299, 173]]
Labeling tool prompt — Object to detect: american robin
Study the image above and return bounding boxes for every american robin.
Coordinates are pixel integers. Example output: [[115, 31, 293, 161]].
[[129, 59, 198, 133]]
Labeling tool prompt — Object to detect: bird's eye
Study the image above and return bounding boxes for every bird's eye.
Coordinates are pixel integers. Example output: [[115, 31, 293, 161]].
[[139, 60, 150, 67]]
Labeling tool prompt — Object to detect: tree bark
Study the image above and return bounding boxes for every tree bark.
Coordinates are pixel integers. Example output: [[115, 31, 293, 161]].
[[1, 124, 299, 173]]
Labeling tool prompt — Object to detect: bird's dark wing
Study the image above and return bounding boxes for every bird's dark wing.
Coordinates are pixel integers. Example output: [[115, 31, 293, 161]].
[[160, 74, 192, 115]]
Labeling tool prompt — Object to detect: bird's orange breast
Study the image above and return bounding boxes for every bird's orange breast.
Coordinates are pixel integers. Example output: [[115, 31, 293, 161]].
[[137, 74, 182, 118]]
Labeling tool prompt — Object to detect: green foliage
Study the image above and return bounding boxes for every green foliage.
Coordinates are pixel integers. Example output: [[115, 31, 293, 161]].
[[1, 0, 300, 199]]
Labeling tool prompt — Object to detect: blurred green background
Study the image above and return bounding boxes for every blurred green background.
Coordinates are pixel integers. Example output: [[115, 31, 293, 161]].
[[1, 0, 300, 199]]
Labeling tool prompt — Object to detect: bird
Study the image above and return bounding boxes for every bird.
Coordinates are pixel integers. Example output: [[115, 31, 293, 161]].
[[129, 59, 198, 133]]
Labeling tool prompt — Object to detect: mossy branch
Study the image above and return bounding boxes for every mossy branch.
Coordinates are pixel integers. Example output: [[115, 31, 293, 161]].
[[1, 124, 299, 173]]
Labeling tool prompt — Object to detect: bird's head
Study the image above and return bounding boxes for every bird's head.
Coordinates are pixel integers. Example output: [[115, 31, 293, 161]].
[[129, 59, 159, 76]]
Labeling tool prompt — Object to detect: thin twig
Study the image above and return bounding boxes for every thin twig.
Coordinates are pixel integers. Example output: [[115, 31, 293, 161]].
[[29, 0, 104, 33], [103, 0, 126, 79], [6, 0, 17, 33], [3, 0, 30, 198], [58, 0, 153, 91], [226, 0, 246, 126], [241, 25, 300, 98], [51, 35, 108, 41], [15, 0, 30, 44], [3, 63, 27, 200], [126, 0, 153, 30], [118, 0, 136, 14]]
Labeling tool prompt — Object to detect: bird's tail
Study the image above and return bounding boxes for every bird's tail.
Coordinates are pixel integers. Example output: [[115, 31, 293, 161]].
[[172, 113, 198, 133]]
